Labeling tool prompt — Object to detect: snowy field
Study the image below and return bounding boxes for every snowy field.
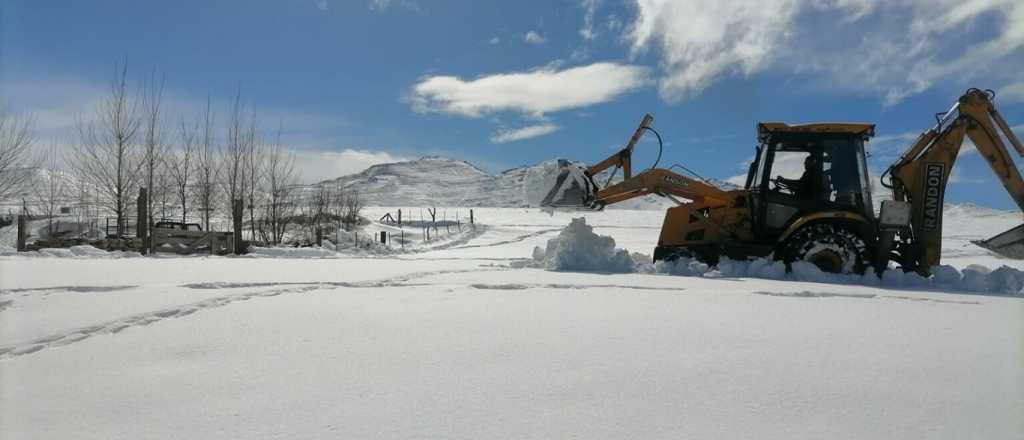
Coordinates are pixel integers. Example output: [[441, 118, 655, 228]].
[[1, 206, 1023, 439]]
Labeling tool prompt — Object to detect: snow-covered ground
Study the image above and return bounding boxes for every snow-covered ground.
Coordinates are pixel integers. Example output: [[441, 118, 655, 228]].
[[2, 206, 1022, 439]]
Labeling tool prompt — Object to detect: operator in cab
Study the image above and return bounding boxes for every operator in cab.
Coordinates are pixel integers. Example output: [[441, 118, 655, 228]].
[[777, 155, 822, 200]]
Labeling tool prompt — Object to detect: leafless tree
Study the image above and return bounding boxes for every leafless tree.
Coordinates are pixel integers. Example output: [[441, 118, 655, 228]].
[[328, 182, 348, 233], [341, 189, 363, 231], [33, 144, 68, 236], [221, 90, 249, 216], [244, 115, 263, 242], [71, 62, 142, 236], [139, 71, 166, 227], [0, 111, 37, 201], [192, 99, 219, 231], [154, 161, 173, 221], [261, 128, 297, 244], [170, 118, 196, 224], [303, 184, 332, 245], [140, 72, 167, 226]]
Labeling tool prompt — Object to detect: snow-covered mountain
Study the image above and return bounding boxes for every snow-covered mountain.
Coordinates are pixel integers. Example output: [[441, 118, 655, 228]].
[[320, 156, 675, 209]]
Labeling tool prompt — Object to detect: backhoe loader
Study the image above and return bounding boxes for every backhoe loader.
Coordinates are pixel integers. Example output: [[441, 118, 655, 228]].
[[542, 88, 1024, 275]]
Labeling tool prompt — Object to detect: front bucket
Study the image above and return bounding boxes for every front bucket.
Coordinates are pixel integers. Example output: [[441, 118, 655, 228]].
[[972, 223, 1024, 259], [539, 160, 598, 208]]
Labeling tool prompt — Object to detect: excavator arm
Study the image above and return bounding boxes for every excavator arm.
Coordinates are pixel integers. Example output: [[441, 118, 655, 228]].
[[886, 88, 1024, 268], [591, 168, 733, 208], [541, 114, 733, 209]]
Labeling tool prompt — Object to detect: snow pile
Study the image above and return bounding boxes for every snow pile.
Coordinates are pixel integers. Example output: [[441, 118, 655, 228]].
[[530, 217, 644, 273], [246, 246, 339, 258], [533, 218, 1024, 295], [0, 245, 141, 259]]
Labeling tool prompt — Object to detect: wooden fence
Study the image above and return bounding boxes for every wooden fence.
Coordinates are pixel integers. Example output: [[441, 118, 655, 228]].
[[151, 228, 235, 255]]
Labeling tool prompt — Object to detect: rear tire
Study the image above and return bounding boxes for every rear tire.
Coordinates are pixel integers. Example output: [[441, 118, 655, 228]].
[[780, 223, 868, 274]]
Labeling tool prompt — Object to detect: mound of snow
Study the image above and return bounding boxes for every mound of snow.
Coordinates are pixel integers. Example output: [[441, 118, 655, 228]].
[[531, 218, 642, 273], [5, 245, 141, 259], [247, 246, 339, 258]]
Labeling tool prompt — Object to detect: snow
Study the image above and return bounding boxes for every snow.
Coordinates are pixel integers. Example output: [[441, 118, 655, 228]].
[[1, 206, 1023, 439], [532, 217, 637, 272]]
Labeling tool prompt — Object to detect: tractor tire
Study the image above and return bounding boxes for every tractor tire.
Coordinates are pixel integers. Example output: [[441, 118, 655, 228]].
[[780, 223, 868, 274]]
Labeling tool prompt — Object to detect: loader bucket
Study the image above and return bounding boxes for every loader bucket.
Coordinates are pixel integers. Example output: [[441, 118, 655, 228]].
[[972, 223, 1024, 259], [539, 160, 598, 208]]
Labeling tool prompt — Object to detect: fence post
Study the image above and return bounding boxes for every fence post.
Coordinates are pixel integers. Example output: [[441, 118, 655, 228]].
[[16, 215, 27, 251], [397, 209, 402, 226], [233, 199, 243, 254], [470, 209, 474, 225], [137, 188, 149, 255]]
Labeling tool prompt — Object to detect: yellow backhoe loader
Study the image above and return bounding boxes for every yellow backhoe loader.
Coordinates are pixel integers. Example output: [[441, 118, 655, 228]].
[[543, 88, 1024, 275]]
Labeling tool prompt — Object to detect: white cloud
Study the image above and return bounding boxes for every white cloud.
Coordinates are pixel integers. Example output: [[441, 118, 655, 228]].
[[524, 31, 546, 45], [1001, 82, 1024, 103], [624, 0, 1024, 104], [316, 0, 328, 11], [410, 62, 650, 117], [490, 123, 560, 143], [487, 36, 500, 45], [627, 0, 800, 102], [369, 0, 417, 11], [579, 0, 601, 40], [291, 148, 407, 183], [606, 13, 622, 31]]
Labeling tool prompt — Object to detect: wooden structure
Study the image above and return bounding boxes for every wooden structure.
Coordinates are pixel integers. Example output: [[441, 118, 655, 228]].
[[16, 215, 27, 251], [152, 227, 235, 255]]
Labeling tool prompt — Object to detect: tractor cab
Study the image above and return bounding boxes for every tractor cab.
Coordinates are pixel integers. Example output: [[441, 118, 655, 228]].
[[744, 123, 876, 237]]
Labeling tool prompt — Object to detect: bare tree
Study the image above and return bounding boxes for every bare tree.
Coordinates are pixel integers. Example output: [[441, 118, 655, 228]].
[[140, 72, 167, 226], [244, 118, 264, 242], [329, 182, 348, 234], [303, 184, 332, 245], [33, 144, 68, 237], [261, 128, 297, 244], [170, 118, 196, 224], [192, 99, 219, 231], [154, 160, 173, 221], [0, 111, 36, 201], [342, 190, 363, 231], [71, 62, 142, 237], [221, 90, 248, 216]]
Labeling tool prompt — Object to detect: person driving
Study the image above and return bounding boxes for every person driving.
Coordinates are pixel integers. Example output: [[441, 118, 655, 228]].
[[777, 155, 821, 200]]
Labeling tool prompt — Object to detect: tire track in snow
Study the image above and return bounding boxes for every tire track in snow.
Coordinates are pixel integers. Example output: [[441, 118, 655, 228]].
[[751, 290, 980, 304], [0, 267, 509, 360], [469, 283, 684, 292], [445, 227, 561, 250], [0, 285, 320, 359]]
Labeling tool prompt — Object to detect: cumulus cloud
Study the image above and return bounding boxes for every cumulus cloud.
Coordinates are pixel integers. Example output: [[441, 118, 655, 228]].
[[291, 148, 407, 183], [624, 0, 1024, 104], [524, 31, 546, 45], [1001, 82, 1024, 103], [409, 62, 650, 117], [487, 36, 500, 45], [490, 123, 560, 143], [627, 0, 800, 102], [579, 0, 601, 40]]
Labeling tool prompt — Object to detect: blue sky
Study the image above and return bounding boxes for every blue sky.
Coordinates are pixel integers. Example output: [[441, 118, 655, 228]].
[[3, 0, 1024, 207]]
